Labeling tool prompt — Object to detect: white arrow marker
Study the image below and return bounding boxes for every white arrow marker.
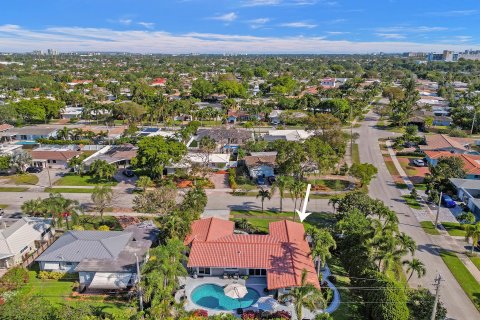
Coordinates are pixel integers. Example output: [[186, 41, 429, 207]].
[[296, 183, 312, 222]]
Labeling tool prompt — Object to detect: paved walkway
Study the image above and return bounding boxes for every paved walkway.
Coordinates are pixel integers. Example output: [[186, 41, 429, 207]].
[[322, 264, 340, 314]]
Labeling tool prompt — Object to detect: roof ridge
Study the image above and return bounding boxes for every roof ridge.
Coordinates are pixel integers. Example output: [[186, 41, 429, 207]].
[[99, 232, 132, 258]]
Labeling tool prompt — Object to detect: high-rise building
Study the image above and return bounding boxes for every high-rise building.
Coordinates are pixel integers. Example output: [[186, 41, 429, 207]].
[[47, 49, 58, 56], [427, 50, 459, 62]]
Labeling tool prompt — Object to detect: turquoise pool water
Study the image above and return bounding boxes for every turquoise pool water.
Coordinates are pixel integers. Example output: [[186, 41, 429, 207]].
[[191, 284, 260, 310]]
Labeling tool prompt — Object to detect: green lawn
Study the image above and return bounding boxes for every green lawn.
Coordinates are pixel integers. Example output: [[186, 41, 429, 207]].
[[54, 174, 118, 186], [420, 221, 441, 235], [441, 222, 467, 237], [77, 215, 123, 230], [413, 183, 427, 191], [384, 157, 401, 177], [45, 187, 94, 193], [395, 183, 409, 189], [402, 195, 422, 210], [352, 143, 360, 164], [440, 250, 480, 311], [20, 270, 129, 316], [9, 174, 39, 185], [0, 186, 28, 192], [470, 255, 480, 272], [0, 204, 8, 209]]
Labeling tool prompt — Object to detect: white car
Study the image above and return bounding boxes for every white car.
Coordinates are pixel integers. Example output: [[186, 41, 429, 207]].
[[413, 159, 426, 167]]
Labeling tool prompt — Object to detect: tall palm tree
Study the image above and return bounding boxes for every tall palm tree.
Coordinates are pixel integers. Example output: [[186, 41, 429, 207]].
[[308, 227, 337, 277], [91, 185, 114, 223], [272, 175, 292, 212], [57, 126, 70, 140], [256, 188, 271, 213], [396, 232, 416, 256], [289, 180, 306, 221], [21, 198, 45, 216], [328, 195, 342, 214], [403, 258, 426, 282], [465, 222, 480, 254], [280, 269, 327, 320]]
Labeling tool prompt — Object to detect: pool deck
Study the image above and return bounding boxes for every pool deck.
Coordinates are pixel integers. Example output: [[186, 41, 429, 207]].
[[177, 276, 321, 319]]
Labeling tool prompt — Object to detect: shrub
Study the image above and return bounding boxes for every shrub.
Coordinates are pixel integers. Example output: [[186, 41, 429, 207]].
[[38, 271, 65, 280], [242, 310, 260, 320], [0, 267, 29, 294], [97, 225, 110, 231], [270, 310, 291, 319], [192, 309, 208, 317]]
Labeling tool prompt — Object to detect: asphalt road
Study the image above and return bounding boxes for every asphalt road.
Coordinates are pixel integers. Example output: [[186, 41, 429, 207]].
[[358, 111, 479, 320]]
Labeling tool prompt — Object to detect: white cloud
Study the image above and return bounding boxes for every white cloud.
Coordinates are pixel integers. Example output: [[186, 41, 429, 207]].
[[242, 0, 281, 6], [376, 26, 448, 33], [427, 10, 478, 17], [326, 31, 350, 35], [0, 25, 477, 54], [211, 12, 238, 22], [241, 0, 319, 6], [375, 33, 406, 40], [248, 18, 270, 29], [280, 21, 317, 28], [138, 22, 155, 29]]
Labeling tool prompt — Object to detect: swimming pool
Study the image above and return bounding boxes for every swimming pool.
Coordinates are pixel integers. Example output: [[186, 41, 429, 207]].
[[191, 284, 260, 310]]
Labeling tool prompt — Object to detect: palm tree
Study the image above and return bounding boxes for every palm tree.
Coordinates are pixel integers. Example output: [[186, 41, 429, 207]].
[[307, 226, 337, 277], [256, 187, 271, 213], [465, 222, 480, 254], [57, 126, 70, 140], [403, 258, 426, 282], [396, 232, 416, 256], [90, 159, 117, 181], [328, 195, 342, 214], [42, 193, 80, 230], [272, 175, 292, 212], [91, 185, 114, 223], [289, 180, 306, 221], [136, 175, 154, 192], [280, 269, 327, 320], [21, 198, 45, 216]]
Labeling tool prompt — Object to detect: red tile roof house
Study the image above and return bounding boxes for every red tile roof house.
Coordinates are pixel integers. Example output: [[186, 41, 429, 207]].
[[424, 151, 480, 180], [420, 134, 474, 154], [184, 217, 319, 295]]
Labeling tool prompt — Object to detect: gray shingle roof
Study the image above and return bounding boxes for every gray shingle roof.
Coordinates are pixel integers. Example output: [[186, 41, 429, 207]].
[[36, 231, 132, 262]]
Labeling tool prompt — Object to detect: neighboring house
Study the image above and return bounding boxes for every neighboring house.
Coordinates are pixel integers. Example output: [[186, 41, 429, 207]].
[[165, 152, 231, 175], [36, 221, 158, 291], [432, 116, 453, 127], [268, 110, 283, 124], [449, 178, 480, 217], [9, 126, 58, 143], [227, 110, 262, 124], [61, 106, 83, 119], [195, 128, 253, 152], [244, 152, 276, 179], [150, 78, 166, 87], [320, 77, 336, 88], [184, 217, 319, 293], [82, 144, 138, 169], [0, 217, 54, 269], [424, 151, 480, 180], [263, 129, 313, 142], [420, 134, 474, 154], [31, 147, 82, 169]]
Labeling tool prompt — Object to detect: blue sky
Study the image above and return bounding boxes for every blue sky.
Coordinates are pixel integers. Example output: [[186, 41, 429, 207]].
[[0, 0, 479, 53]]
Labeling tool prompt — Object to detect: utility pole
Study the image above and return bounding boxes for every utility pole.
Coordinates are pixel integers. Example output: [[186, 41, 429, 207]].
[[431, 274, 443, 320], [434, 191, 442, 228], [45, 161, 52, 187], [471, 110, 477, 135], [135, 253, 144, 312]]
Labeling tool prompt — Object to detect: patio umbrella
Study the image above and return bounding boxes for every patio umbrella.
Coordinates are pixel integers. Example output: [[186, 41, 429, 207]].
[[254, 296, 278, 310], [224, 283, 248, 299]]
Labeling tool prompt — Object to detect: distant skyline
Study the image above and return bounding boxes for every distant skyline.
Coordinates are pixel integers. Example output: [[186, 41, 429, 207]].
[[1, 0, 479, 53]]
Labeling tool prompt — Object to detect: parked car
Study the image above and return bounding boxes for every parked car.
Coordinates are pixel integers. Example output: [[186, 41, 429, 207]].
[[256, 176, 266, 185], [26, 166, 42, 173], [267, 176, 276, 184], [442, 194, 456, 208], [413, 159, 426, 167], [122, 169, 135, 177]]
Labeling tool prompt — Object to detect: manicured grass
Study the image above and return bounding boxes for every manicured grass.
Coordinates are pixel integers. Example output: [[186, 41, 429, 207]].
[[231, 209, 291, 217], [384, 158, 401, 177], [45, 187, 94, 193], [441, 222, 467, 237], [402, 195, 422, 210], [420, 221, 441, 235], [0, 186, 28, 192], [469, 255, 480, 272], [0, 204, 9, 209], [9, 174, 39, 185], [413, 183, 427, 191], [54, 174, 118, 186], [352, 143, 360, 164], [440, 250, 480, 311], [395, 183, 409, 189]]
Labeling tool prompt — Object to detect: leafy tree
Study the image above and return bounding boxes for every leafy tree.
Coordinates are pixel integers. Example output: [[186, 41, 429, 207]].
[[256, 187, 272, 213], [458, 211, 476, 225], [349, 163, 378, 186], [136, 175, 154, 192], [464, 222, 480, 254], [364, 273, 409, 320], [304, 137, 338, 174], [11, 150, 32, 173], [425, 157, 465, 196], [91, 185, 114, 223], [179, 186, 208, 220], [89, 159, 116, 181], [407, 288, 447, 320], [132, 136, 187, 179], [279, 269, 327, 320], [133, 184, 177, 214], [317, 99, 350, 122], [0, 155, 11, 171], [402, 258, 426, 282], [0, 295, 56, 320], [191, 78, 215, 100]]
